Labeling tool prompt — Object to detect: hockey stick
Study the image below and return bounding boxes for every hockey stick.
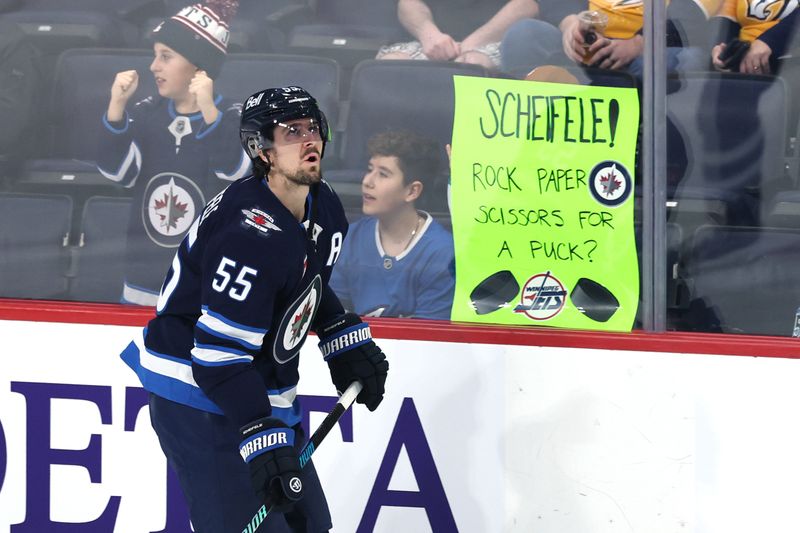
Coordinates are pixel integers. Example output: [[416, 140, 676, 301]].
[[242, 381, 364, 533]]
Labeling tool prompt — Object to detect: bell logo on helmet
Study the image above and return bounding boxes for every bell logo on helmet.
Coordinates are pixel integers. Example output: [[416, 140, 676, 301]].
[[245, 92, 264, 110]]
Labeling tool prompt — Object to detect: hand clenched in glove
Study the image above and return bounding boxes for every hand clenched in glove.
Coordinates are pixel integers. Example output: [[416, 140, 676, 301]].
[[239, 417, 304, 512], [316, 313, 389, 411]]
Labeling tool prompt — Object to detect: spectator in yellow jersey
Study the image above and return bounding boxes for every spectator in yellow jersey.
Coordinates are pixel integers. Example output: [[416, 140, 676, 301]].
[[711, 0, 799, 75], [501, 0, 723, 79]]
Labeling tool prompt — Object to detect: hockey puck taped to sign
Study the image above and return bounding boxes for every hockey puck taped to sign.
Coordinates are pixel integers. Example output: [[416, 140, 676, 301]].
[[570, 277, 619, 322], [470, 270, 520, 315]]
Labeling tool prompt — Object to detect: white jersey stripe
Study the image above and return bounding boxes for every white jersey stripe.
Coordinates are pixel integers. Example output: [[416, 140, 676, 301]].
[[198, 307, 266, 350], [98, 141, 141, 186], [136, 335, 199, 387], [215, 149, 250, 182], [268, 386, 297, 409], [191, 345, 254, 365], [123, 283, 159, 306]]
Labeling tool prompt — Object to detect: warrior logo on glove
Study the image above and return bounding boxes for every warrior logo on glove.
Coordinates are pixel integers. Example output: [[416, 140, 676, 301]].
[[289, 477, 303, 493], [316, 312, 389, 411]]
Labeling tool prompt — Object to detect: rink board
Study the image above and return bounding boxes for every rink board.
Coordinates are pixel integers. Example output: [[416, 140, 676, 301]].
[[1, 319, 800, 532]]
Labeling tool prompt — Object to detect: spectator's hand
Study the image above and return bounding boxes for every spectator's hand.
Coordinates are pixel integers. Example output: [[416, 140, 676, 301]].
[[711, 42, 729, 71], [561, 15, 588, 64], [739, 39, 772, 75], [189, 70, 218, 124], [420, 29, 460, 61], [110, 70, 139, 106], [189, 70, 215, 111], [107, 70, 138, 122], [589, 36, 643, 70]]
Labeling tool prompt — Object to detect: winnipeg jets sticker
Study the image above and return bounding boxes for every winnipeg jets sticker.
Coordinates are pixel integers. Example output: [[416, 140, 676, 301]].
[[142, 172, 204, 247], [241, 208, 282, 236], [588, 160, 632, 207]]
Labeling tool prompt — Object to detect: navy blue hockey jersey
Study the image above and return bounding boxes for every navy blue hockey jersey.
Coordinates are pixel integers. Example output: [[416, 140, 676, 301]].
[[97, 95, 251, 305], [329, 213, 455, 320], [120, 176, 349, 427]]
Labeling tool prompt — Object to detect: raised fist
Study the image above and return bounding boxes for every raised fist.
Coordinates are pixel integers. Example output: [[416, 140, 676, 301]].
[[189, 70, 215, 114], [110, 70, 139, 105]]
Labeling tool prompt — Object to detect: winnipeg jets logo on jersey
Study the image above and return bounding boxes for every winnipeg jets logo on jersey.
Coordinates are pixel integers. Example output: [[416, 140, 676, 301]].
[[747, 0, 797, 20], [273, 275, 322, 363], [241, 208, 282, 236], [142, 172, 205, 247]]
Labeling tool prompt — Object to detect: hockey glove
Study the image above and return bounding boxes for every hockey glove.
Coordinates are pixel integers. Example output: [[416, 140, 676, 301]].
[[239, 417, 304, 512], [317, 312, 389, 411]]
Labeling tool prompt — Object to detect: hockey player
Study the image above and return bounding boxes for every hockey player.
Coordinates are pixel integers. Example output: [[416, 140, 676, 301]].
[[330, 131, 455, 319], [97, 1, 251, 306], [119, 86, 389, 532]]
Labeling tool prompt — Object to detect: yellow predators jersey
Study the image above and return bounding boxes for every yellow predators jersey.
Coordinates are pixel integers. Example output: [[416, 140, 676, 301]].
[[589, 0, 724, 39], [717, 0, 799, 41]]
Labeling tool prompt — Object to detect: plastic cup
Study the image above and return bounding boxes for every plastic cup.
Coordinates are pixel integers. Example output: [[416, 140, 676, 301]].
[[577, 10, 609, 64]]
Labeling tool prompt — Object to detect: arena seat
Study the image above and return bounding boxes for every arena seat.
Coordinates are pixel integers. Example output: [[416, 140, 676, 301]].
[[0, 0, 135, 52], [70, 196, 132, 303], [216, 53, 341, 128], [0, 193, 72, 299], [681, 224, 800, 336], [21, 48, 154, 189], [327, 59, 487, 209], [665, 72, 788, 228], [285, 0, 406, 68]]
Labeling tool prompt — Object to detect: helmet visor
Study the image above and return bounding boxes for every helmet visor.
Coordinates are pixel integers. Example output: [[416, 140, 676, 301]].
[[271, 118, 324, 146]]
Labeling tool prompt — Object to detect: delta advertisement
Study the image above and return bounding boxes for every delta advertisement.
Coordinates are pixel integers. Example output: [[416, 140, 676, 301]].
[[3, 320, 800, 532]]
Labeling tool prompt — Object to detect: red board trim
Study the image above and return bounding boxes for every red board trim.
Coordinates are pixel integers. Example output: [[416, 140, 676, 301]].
[[0, 299, 797, 358]]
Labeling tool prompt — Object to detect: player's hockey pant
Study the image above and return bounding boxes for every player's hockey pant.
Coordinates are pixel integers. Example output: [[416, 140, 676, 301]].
[[149, 393, 332, 533]]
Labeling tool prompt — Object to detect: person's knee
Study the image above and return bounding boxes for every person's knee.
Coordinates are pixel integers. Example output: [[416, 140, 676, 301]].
[[456, 50, 494, 68], [502, 18, 557, 48], [376, 51, 414, 60], [674, 46, 708, 72]]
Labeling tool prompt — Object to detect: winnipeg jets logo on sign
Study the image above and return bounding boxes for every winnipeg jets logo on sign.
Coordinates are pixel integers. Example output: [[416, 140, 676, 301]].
[[588, 160, 632, 207], [513, 271, 568, 321], [142, 172, 204, 247], [273, 275, 321, 363]]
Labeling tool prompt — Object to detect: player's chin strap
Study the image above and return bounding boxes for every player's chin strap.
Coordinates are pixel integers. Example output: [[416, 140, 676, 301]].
[[306, 182, 320, 247]]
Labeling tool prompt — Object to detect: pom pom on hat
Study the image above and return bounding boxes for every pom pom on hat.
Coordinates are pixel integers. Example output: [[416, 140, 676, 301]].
[[151, 0, 239, 79]]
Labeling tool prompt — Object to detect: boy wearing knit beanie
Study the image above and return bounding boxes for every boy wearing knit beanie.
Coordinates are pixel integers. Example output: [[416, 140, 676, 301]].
[[96, 0, 251, 307]]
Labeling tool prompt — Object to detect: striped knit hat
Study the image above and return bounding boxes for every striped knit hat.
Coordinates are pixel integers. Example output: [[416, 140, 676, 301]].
[[151, 0, 238, 79]]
